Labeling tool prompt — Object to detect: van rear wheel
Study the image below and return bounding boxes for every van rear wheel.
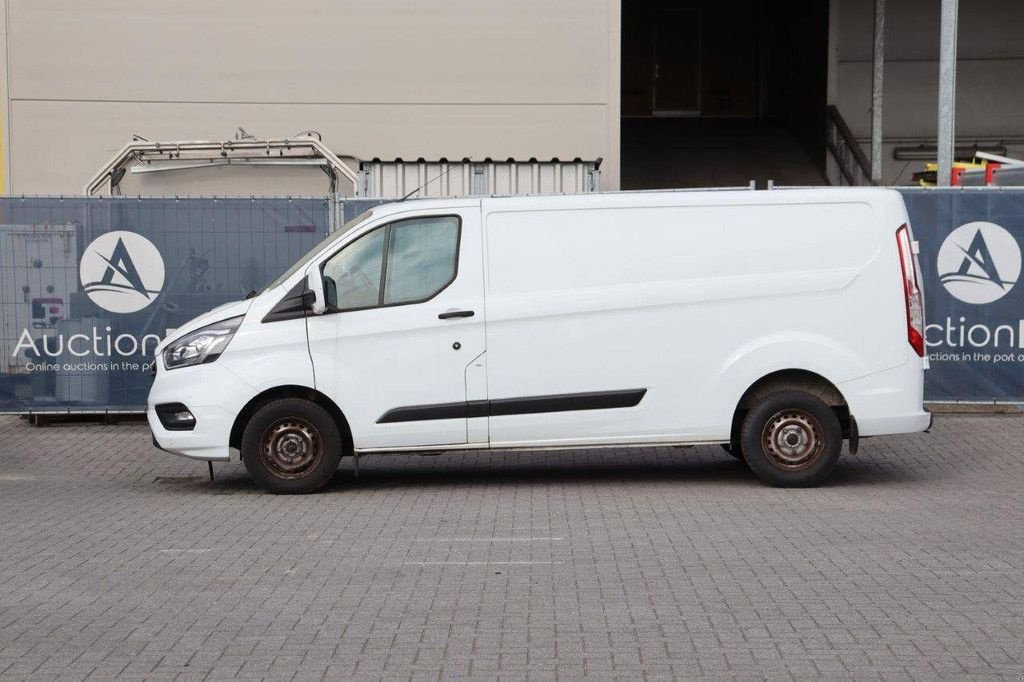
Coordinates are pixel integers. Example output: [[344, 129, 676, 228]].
[[241, 398, 342, 494], [740, 391, 841, 487]]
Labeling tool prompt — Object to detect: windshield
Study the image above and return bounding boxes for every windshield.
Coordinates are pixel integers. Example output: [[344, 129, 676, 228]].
[[259, 210, 375, 294]]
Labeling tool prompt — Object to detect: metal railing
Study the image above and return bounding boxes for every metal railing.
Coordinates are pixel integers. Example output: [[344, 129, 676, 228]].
[[826, 105, 874, 187]]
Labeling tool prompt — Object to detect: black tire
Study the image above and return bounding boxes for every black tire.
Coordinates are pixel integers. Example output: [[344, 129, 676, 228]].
[[720, 443, 742, 459], [740, 390, 842, 487], [241, 398, 342, 494]]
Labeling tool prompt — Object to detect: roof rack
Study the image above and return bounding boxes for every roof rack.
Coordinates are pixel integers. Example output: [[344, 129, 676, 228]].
[[84, 133, 360, 196]]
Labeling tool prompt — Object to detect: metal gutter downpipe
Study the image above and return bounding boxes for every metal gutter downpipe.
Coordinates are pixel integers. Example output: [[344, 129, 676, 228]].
[[871, 0, 885, 184], [937, 0, 959, 187]]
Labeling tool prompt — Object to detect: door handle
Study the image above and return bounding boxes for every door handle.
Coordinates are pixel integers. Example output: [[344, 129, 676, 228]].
[[438, 309, 475, 320]]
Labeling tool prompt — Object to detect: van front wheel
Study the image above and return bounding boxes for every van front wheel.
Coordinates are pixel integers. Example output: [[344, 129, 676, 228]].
[[740, 391, 841, 487], [241, 399, 342, 494]]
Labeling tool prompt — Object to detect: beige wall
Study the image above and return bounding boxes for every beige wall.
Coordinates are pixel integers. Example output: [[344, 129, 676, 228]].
[[833, 0, 1024, 184], [0, 0, 10, 193], [1, 0, 620, 195]]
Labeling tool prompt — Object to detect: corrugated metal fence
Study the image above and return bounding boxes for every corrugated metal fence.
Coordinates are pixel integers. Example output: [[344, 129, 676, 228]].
[[358, 159, 601, 199]]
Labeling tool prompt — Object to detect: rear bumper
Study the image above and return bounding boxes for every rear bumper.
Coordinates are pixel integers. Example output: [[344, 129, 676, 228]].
[[855, 409, 932, 437], [841, 355, 930, 437]]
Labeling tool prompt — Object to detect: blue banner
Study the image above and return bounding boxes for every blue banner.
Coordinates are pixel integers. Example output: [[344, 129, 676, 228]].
[[901, 188, 1024, 402], [2, 191, 1021, 412], [0, 197, 330, 413]]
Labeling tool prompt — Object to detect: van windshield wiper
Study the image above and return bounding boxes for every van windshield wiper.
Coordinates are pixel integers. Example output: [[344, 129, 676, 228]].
[[244, 290, 258, 300]]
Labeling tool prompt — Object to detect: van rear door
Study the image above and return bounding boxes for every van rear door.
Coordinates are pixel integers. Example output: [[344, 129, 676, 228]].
[[305, 202, 486, 450]]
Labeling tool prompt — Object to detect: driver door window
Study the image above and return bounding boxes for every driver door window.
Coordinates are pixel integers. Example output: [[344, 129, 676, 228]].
[[322, 227, 385, 311], [321, 216, 459, 311]]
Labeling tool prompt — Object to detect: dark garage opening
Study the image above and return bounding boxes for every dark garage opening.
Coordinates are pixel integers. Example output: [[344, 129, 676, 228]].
[[621, 0, 830, 189]]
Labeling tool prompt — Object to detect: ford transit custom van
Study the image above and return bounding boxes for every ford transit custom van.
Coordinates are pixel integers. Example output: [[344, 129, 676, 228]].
[[148, 188, 931, 492]]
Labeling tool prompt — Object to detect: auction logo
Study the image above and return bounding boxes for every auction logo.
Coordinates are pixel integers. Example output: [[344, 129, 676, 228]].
[[937, 221, 1021, 305], [80, 231, 165, 313]]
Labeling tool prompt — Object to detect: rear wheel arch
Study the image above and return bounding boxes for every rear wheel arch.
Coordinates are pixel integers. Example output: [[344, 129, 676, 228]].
[[229, 385, 353, 457], [729, 369, 852, 447]]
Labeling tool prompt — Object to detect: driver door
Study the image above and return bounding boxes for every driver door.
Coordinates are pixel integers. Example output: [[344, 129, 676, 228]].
[[305, 202, 486, 451]]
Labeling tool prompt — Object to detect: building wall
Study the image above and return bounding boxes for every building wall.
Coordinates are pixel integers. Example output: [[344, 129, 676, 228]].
[[834, 0, 1024, 185], [3, 0, 1021, 194], [1, 0, 621, 195]]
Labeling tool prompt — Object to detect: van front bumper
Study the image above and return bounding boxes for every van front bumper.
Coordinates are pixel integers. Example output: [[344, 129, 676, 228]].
[[147, 362, 251, 462], [148, 405, 234, 461]]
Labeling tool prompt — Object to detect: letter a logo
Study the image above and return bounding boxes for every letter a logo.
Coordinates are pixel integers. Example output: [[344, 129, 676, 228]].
[[951, 229, 1011, 289], [80, 231, 165, 314], [937, 222, 1021, 305]]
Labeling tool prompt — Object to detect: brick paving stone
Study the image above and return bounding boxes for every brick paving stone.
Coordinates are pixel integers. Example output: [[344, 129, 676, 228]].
[[0, 413, 1023, 679]]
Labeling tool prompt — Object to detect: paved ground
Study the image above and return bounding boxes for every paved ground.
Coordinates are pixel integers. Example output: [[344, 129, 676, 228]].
[[0, 413, 1023, 680]]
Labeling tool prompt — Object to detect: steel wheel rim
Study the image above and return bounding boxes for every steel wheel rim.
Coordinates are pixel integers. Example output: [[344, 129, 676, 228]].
[[259, 417, 323, 479], [761, 409, 824, 471]]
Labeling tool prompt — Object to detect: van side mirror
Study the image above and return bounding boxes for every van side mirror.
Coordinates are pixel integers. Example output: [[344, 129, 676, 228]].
[[306, 270, 326, 315]]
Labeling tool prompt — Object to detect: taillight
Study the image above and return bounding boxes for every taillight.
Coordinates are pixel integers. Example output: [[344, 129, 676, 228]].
[[896, 225, 925, 356]]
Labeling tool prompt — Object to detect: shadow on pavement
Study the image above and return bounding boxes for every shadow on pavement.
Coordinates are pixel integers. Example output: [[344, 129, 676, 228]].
[[179, 446, 936, 496]]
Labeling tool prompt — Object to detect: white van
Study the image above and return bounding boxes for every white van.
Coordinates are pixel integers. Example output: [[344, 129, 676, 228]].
[[148, 188, 931, 492]]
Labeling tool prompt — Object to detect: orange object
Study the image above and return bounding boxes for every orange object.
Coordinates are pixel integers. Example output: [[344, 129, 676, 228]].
[[985, 163, 1002, 185]]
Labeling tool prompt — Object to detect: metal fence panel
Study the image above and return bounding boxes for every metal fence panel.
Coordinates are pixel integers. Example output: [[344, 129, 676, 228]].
[[901, 188, 1024, 402], [4, 190, 1021, 412], [0, 197, 330, 413], [340, 198, 391, 224]]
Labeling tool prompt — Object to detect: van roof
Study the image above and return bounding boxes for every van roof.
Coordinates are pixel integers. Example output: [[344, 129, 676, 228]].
[[370, 186, 905, 217]]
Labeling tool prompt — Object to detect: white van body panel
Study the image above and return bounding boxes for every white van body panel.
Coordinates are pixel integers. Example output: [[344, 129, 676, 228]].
[[304, 200, 488, 450], [480, 189, 918, 447], [147, 292, 315, 460], [147, 187, 929, 463]]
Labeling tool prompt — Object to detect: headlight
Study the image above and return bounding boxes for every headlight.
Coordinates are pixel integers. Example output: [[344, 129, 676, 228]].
[[162, 316, 243, 370]]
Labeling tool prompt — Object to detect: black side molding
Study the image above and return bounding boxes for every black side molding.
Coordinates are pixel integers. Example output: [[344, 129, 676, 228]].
[[377, 388, 647, 424]]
